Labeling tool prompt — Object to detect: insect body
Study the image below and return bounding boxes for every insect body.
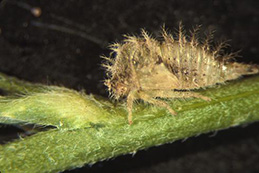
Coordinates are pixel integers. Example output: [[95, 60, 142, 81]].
[[103, 24, 259, 124]]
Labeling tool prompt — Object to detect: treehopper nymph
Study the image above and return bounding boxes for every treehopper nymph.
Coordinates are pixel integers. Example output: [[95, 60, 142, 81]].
[[102, 23, 259, 124]]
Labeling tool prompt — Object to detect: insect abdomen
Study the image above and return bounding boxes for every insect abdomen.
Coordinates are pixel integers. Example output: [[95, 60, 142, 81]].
[[162, 40, 258, 90]]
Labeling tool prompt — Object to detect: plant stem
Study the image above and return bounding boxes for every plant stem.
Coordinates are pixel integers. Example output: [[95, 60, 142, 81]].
[[0, 74, 258, 172], [0, 72, 51, 94]]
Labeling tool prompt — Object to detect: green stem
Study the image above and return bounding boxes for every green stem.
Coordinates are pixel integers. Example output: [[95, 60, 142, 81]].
[[0, 72, 48, 94], [0, 74, 258, 173]]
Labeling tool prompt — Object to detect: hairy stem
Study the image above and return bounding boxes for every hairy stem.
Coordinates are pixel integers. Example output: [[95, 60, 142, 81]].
[[0, 73, 258, 173], [0, 72, 48, 94]]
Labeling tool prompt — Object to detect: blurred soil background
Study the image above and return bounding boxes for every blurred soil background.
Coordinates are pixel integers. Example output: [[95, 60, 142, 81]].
[[0, 0, 259, 172]]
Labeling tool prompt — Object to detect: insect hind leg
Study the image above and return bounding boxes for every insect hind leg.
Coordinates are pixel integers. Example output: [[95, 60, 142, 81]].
[[138, 91, 177, 115], [143, 90, 211, 101], [138, 90, 211, 116]]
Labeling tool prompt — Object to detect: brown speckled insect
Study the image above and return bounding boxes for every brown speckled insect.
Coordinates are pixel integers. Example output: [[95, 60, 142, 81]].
[[102, 23, 259, 124]]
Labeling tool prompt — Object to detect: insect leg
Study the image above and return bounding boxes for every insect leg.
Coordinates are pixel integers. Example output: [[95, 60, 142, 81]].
[[144, 90, 211, 101], [181, 92, 211, 101], [138, 91, 177, 115], [169, 91, 211, 101], [127, 91, 135, 124]]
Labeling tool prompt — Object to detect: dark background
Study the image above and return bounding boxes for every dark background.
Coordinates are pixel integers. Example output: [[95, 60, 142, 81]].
[[0, 0, 259, 172]]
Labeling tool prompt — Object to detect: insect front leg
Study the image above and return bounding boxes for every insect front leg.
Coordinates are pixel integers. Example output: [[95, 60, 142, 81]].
[[127, 91, 136, 125]]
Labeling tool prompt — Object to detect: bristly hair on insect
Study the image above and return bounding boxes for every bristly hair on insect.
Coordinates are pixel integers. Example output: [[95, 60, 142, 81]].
[[102, 22, 259, 124]]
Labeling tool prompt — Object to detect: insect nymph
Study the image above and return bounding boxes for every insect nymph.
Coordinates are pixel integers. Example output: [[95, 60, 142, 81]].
[[103, 24, 259, 124]]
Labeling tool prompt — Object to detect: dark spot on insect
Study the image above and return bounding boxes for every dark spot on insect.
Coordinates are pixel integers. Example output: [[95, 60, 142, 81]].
[[156, 56, 163, 64], [181, 68, 187, 73], [173, 67, 179, 75], [247, 67, 254, 72], [132, 59, 139, 66], [203, 74, 206, 76]]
